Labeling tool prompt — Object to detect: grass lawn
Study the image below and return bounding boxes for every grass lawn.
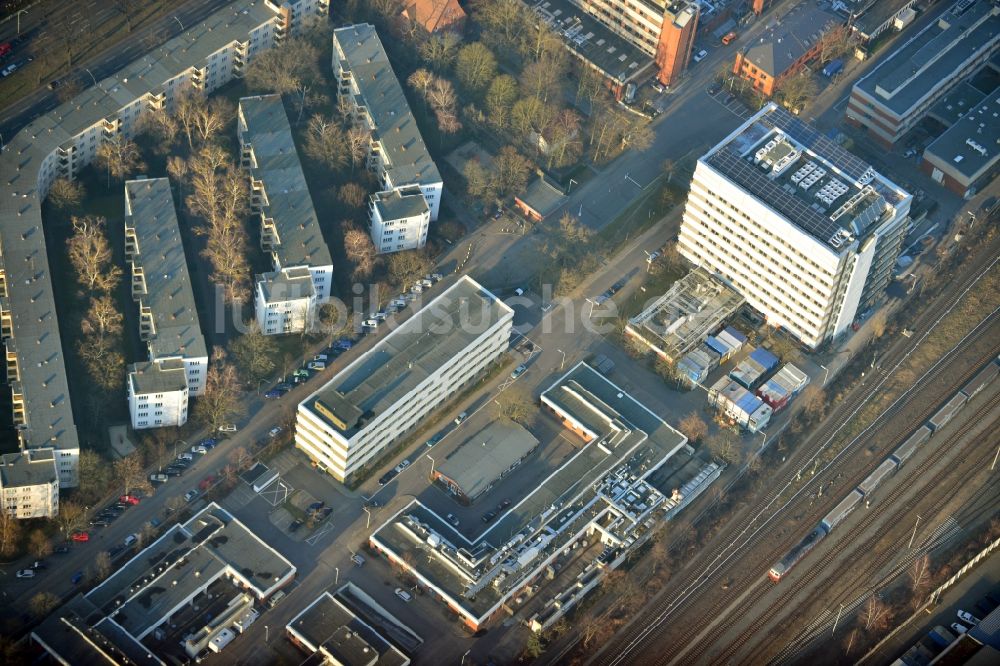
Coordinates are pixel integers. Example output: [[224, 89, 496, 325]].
[[596, 178, 673, 250]]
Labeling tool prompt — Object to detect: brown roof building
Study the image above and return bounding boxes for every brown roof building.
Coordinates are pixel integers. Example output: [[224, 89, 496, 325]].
[[401, 0, 466, 34]]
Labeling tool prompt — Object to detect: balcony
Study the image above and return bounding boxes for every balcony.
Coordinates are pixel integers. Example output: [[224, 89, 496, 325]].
[[6, 348, 19, 383]]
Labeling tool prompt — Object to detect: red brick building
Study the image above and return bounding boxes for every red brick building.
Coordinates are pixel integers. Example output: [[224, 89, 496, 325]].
[[400, 0, 466, 34], [655, 1, 700, 87]]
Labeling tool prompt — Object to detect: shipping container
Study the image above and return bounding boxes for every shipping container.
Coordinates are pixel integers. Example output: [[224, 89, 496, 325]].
[[891, 426, 932, 466], [708, 375, 733, 406], [730, 346, 772, 390], [748, 403, 772, 432], [750, 348, 780, 371], [822, 489, 864, 530], [858, 459, 898, 497], [775, 363, 809, 394], [960, 362, 999, 399], [757, 378, 791, 411], [928, 393, 968, 431]]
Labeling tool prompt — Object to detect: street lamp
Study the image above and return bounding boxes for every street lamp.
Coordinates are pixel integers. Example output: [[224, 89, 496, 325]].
[[426, 454, 435, 477], [362, 506, 372, 530], [172, 16, 185, 31], [334, 566, 339, 585], [556, 349, 566, 371], [264, 625, 269, 642], [461, 649, 471, 665], [819, 363, 829, 387], [16, 9, 27, 36], [83, 68, 98, 87], [567, 178, 578, 193]]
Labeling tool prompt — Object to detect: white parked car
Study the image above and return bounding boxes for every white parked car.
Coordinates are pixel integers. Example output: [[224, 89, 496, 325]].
[[191, 445, 208, 455], [951, 622, 968, 634], [184, 489, 199, 503], [693, 49, 709, 63], [957, 610, 981, 625], [268, 426, 283, 438], [16, 569, 35, 579], [394, 459, 410, 473], [394, 588, 412, 602], [218, 423, 237, 433], [177, 452, 194, 461]]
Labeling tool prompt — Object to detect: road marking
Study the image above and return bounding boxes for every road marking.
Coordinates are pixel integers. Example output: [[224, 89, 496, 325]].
[[306, 521, 335, 546]]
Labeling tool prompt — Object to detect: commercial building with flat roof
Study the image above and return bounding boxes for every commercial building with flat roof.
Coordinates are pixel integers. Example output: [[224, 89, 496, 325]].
[[286, 590, 411, 666], [434, 421, 539, 502], [0, 0, 289, 491], [526, 0, 655, 100], [32, 503, 296, 663], [125, 178, 207, 402], [845, 0, 919, 42], [625, 267, 745, 362], [127, 358, 190, 430], [333, 24, 443, 253], [921, 88, 1000, 197], [0, 449, 58, 518], [847, 0, 1000, 147], [239, 94, 333, 334], [679, 104, 912, 348], [369, 362, 711, 631], [733, 3, 842, 97], [296, 276, 513, 482]]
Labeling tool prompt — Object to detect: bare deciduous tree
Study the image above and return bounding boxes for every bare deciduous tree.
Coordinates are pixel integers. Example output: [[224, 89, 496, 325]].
[[387, 250, 432, 288], [799, 384, 828, 420], [678, 412, 709, 443], [344, 227, 378, 280], [706, 430, 742, 465], [304, 115, 348, 172], [455, 42, 497, 93], [29, 529, 52, 559], [95, 135, 144, 185], [29, 592, 60, 618], [194, 349, 245, 431], [67, 216, 121, 294], [54, 500, 86, 538], [0, 510, 22, 558], [861, 594, 891, 632], [909, 554, 932, 610], [114, 454, 148, 497], [245, 36, 322, 122], [485, 74, 518, 130], [95, 551, 113, 581], [46, 178, 84, 210], [81, 296, 124, 339], [493, 145, 531, 197], [228, 321, 277, 385], [338, 182, 368, 210], [419, 32, 461, 72]]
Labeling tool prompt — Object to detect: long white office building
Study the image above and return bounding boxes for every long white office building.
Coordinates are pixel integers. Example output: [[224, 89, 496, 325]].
[[295, 276, 513, 482], [0, 0, 299, 490], [333, 24, 443, 254], [239, 94, 334, 335], [678, 104, 912, 348]]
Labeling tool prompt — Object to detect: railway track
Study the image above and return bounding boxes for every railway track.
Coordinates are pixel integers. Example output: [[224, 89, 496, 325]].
[[586, 291, 1000, 666], [711, 390, 1000, 665]]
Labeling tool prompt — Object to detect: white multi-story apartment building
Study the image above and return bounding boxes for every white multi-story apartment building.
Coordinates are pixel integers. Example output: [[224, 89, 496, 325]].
[[127, 358, 190, 430], [369, 186, 431, 254], [0, 449, 59, 519], [266, 0, 330, 34], [295, 276, 514, 482], [255, 266, 316, 335], [333, 24, 444, 253], [678, 104, 912, 349], [239, 94, 334, 335], [0, 0, 291, 490], [125, 178, 208, 400]]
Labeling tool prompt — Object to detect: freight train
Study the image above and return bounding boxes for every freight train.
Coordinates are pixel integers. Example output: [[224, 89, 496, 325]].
[[768, 355, 999, 582]]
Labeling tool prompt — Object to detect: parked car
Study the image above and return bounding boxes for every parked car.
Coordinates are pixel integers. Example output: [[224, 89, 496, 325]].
[[497, 498, 512, 511], [378, 470, 398, 486], [957, 610, 981, 625], [951, 623, 968, 634], [184, 489, 199, 503], [454, 412, 468, 425], [71, 571, 84, 584], [191, 445, 208, 455], [267, 590, 286, 609], [164, 468, 183, 477], [651, 81, 665, 93], [307, 360, 326, 371], [177, 452, 194, 461], [71, 531, 90, 542], [721, 31, 737, 45], [54, 545, 70, 554], [16, 569, 35, 578], [426, 433, 444, 447], [308, 501, 325, 512], [482, 511, 497, 523], [89, 519, 109, 527], [362, 318, 379, 329], [351, 554, 365, 567], [123, 534, 138, 548], [264, 389, 285, 399], [511, 364, 527, 379], [150, 473, 169, 484], [707, 82, 721, 95], [268, 426, 283, 438], [446, 513, 460, 527], [218, 423, 237, 433], [289, 519, 303, 532], [394, 588, 412, 602], [333, 338, 354, 351], [31, 560, 47, 570], [693, 49, 709, 62], [119, 495, 141, 505], [394, 459, 410, 473]]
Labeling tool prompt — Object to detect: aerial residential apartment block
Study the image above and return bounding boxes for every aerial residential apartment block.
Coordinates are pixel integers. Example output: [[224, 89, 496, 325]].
[[295, 276, 513, 482], [125, 179, 207, 413], [0, 0, 293, 490], [0, 450, 59, 519], [678, 104, 912, 349], [239, 94, 334, 335], [846, 0, 1000, 147], [127, 359, 190, 430], [333, 24, 443, 254]]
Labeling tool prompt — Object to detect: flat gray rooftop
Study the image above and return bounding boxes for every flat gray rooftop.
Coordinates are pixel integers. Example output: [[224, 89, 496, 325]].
[[0, 448, 57, 488], [852, 0, 915, 37], [705, 104, 909, 250], [528, 0, 653, 83], [239, 94, 333, 270], [257, 266, 315, 304], [517, 176, 567, 219], [128, 359, 188, 395], [853, 0, 1000, 116], [126, 178, 207, 361], [303, 276, 512, 435], [437, 421, 539, 499], [372, 187, 428, 222], [0, 0, 278, 458], [928, 80, 989, 125], [924, 88, 1000, 182], [286, 592, 409, 666], [334, 25, 441, 188]]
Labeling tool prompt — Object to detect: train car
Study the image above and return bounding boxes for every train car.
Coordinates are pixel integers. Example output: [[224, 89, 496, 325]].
[[768, 524, 829, 582], [858, 459, 898, 497], [822, 489, 864, 530], [960, 362, 999, 400], [891, 425, 933, 466], [928, 393, 968, 431]]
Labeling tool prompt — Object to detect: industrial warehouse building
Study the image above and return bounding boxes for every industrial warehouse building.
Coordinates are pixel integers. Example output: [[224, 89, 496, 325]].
[[295, 276, 514, 482], [433, 421, 539, 503], [678, 104, 912, 349]]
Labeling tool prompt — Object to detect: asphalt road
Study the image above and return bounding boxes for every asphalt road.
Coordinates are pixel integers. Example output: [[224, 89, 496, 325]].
[[0, 0, 234, 143]]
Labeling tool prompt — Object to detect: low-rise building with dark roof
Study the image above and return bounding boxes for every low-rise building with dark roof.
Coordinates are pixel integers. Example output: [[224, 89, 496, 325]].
[[31, 502, 296, 663], [921, 88, 1000, 197], [928, 80, 989, 125], [514, 176, 568, 222], [239, 94, 334, 335], [847, 0, 1000, 147], [0, 448, 58, 518], [846, 0, 919, 43], [732, 3, 843, 97], [286, 589, 411, 666], [434, 421, 539, 502]]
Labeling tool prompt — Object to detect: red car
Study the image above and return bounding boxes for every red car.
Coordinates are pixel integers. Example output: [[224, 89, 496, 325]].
[[71, 531, 90, 542], [119, 495, 141, 505]]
